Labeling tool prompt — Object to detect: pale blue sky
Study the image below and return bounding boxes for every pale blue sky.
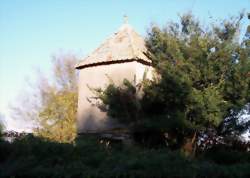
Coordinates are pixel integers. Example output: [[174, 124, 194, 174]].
[[0, 0, 249, 131]]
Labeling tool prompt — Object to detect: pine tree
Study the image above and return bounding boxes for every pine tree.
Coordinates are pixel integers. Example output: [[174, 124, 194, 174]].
[[96, 13, 250, 148]]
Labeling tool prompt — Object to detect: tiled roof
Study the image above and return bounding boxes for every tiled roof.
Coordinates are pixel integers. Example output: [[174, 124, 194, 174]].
[[76, 24, 151, 69]]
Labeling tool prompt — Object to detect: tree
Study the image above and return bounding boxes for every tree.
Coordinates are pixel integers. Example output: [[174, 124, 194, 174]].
[[11, 53, 78, 143], [36, 54, 78, 143], [96, 13, 250, 149]]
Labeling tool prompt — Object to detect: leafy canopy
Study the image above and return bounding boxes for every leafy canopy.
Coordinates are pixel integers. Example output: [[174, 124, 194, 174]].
[[11, 54, 78, 143], [97, 13, 250, 139], [36, 55, 78, 143]]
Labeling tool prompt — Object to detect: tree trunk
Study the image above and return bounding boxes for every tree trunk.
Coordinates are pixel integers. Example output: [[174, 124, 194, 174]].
[[182, 131, 197, 157]]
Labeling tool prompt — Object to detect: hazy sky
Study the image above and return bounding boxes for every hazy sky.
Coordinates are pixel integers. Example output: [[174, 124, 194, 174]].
[[0, 0, 249, 131]]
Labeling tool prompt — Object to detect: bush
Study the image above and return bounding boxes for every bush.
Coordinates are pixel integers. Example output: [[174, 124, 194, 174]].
[[1, 135, 250, 178]]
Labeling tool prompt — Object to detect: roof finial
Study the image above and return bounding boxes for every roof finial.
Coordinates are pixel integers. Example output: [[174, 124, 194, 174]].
[[123, 15, 128, 24]]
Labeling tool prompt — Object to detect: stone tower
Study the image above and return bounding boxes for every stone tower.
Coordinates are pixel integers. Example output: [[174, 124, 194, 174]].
[[75, 23, 152, 133]]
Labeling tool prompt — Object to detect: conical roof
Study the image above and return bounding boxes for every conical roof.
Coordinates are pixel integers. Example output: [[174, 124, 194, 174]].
[[76, 24, 151, 69]]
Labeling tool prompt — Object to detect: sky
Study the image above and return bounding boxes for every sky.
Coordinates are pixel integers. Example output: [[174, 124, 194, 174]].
[[0, 0, 250, 131]]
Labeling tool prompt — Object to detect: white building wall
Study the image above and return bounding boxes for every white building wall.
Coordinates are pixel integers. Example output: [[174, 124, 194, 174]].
[[135, 62, 154, 83], [77, 61, 151, 133]]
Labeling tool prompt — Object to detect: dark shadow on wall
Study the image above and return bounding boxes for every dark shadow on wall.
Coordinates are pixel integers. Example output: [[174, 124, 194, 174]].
[[77, 106, 110, 133], [77, 95, 126, 133]]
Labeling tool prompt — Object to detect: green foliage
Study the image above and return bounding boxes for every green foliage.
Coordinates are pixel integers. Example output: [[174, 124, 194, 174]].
[[37, 90, 77, 143], [97, 79, 141, 125], [11, 54, 78, 143], [1, 135, 250, 178], [202, 146, 250, 165], [35, 55, 78, 143], [145, 13, 250, 130], [96, 13, 250, 147]]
